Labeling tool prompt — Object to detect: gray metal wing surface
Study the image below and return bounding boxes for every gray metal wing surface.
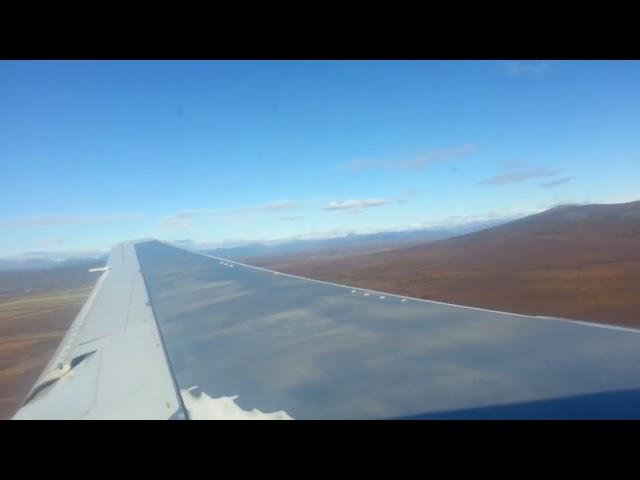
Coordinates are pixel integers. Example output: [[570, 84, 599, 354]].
[[13, 239, 640, 419]]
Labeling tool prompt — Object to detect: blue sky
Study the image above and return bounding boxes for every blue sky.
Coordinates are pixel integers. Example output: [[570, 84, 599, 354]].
[[1, 60, 639, 257]]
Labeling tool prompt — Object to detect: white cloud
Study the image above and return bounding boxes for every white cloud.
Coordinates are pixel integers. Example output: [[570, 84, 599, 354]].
[[503, 61, 551, 79], [159, 200, 299, 229], [165, 212, 194, 221], [538, 176, 575, 188], [479, 168, 560, 186], [253, 201, 298, 211], [340, 144, 478, 172], [323, 198, 395, 211], [161, 211, 194, 229], [421, 210, 533, 228], [0, 213, 144, 229], [37, 238, 64, 248], [502, 160, 532, 169], [0, 247, 110, 262]]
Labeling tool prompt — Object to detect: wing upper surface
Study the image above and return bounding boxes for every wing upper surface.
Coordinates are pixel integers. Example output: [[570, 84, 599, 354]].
[[135, 240, 640, 419]]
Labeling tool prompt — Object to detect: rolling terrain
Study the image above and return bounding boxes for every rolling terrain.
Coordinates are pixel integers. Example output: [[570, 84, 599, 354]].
[[249, 201, 640, 328]]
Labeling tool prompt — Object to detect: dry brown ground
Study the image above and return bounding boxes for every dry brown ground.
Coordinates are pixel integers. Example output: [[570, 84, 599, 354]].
[[0, 288, 91, 419]]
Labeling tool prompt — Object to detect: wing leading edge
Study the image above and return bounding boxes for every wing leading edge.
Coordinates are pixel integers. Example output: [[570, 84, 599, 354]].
[[14, 239, 640, 419]]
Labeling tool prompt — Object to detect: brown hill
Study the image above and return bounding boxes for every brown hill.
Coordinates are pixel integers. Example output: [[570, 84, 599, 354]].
[[251, 201, 640, 328]]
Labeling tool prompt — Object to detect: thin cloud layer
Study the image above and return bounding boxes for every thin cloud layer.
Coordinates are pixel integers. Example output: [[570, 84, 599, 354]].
[[250, 201, 298, 211], [538, 176, 575, 188], [323, 199, 394, 211], [0, 247, 110, 262], [503, 61, 551, 79], [162, 212, 194, 229], [0, 213, 144, 229], [160, 200, 300, 229], [340, 144, 478, 172], [479, 168, 560, 186]]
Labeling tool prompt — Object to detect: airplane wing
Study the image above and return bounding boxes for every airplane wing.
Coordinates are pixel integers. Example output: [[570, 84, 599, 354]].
[[13, 239, 640, 419]]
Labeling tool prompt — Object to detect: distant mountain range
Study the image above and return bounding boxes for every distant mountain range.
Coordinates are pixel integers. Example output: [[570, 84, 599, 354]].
[[199, 217, 515, 261], [0, 216, 518, 271]]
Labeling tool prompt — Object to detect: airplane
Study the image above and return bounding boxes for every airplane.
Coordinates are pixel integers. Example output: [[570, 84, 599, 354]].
[[13, 239, 640, 419]]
